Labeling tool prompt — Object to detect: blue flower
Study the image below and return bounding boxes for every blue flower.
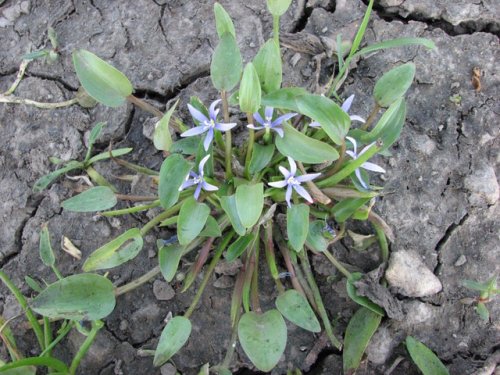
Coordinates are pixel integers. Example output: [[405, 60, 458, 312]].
[[181, 99, 237, 151], [310, 94, 365, 128], [268, 157, 321, 207], [178, 155, 218, 200], [247, 106, 297, 138], [345, 136, 385, 189]]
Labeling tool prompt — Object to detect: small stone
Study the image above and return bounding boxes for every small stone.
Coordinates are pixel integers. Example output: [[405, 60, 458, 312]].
[[119, 320, 128, 331], [385, 250, 443, 297], [321, 26, 328, 33], [403, 301, 435, 325], [454, 255, 467, 267], [215, 258, 242, 276], [464, 164, 499, 206], [366, 325, 395, 365], [148, 249, 156, 258], [213, 275, 234, 289], [147, 72, 154, 80], [160, 363, 177, 375], [153, 280, 176, 301], [249, 42, 255, 48]]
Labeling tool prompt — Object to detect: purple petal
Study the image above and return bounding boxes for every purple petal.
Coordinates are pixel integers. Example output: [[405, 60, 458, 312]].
[[188, 103, 208, 124], [357, 141, 376, 157], [295, 172, 321, 183], [285, 185, 293, 207], [361, 161, 386, 173], [287, 157, 297, 176], [278, 166, 291, 179], [309, 121, 321, 128], [268, 180, 288, 188], [293, 184, 313, 203], [209, 99, 222, 120], [198, 154, 211, 175], [201, 180, 219, 191], [203, 128, 214, 151], [215, 122, 237, 132], [355, 168, 369, 189], [194, 183, 203, 200], [345, 150, 357, 159], [272, 112, 297, 127], [179, 178, 196, 191], [247, 124, 264, 131], [253, 112, 265, 126], [345, 136, 357, 154], [273, 127, 284, 138], [341, 94, 355, 113], [349, 115, 366, 123], [265, 106, 274, 120], [181, 126, 207, 138]]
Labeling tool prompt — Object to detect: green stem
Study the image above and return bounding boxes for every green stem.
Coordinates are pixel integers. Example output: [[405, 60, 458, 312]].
[[69, 320, 104, 375], [184, 233, 234, 319], [50, 265, 63, 280], [39, 321, 73, 357], [322, 140, 346, 179], [360, 103, 380, 131], [273, 15, 280, 45], [373, 223, 389, 262], [322, 250, 352, 279], [0, 357, 69, 373], [159, 215, 178, 227], [0, 271, 45, 350], [221, 90, 233, 180], [139, 201, 182, 236], [100, 200, 161, 217], [250, 239, 261, 313], [244, 113, 255, 179], [43, 317, 52, 358], [126, 95, 163, 118], [298, 250, 342, 349]]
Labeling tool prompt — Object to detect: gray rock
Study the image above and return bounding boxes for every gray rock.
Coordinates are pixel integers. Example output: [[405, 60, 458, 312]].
[[213, 275, 234, 289], [160, 363, 177, 375], [153, 280, 176, 301], [215, 259, 242, 276], [464, 163, 499, 206], [385, 250, 443, 297], [366, 325, 396, 365]]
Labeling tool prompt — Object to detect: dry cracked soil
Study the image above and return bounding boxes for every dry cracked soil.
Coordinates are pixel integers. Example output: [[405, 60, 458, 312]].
[[0, 0, 499, 374]]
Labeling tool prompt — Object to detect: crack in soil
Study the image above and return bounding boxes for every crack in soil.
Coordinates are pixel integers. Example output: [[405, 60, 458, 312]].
[[433, 212, 469, 275]]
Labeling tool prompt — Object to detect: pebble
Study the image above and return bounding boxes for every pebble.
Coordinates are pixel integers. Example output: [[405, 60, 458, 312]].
[[385, 250, 443, 297], [464, 163, 499, 206], [213, 275, 234, 289], [160, 363, 177, 375], [119, 320, 128, 331], [153, 280, 176, 301], [454, 255, 467, 267], [215, 259, 242, 276], [366, 326, 395, 365]]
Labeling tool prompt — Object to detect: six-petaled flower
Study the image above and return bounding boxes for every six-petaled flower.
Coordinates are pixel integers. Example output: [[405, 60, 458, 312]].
[[310, 94, 365, 128], [247, 106, 297, 138], [178, 155, 218, 200], [345, 136, 385, 189], [181, 99, 237, 151], [268, 157, 321, 207]]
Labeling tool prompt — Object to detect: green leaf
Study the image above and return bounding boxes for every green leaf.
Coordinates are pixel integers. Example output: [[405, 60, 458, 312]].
[[31, 274, 115, 321], [154, 316, 192, 367], [22, 50, 49, 60], [225, 233, 255, 262], [357, 37, 435, 57], [84, 122, 105, 163], [405, 336, 449, 375], [158, 154, 192, 209], [262, 87, 308, 112], [214, 3, 236, 38], [72, 49, 133, 108], [238, 310, 287, 372], [211, 33, 242, 92], [87, 147, 133, 164], [343, 307, 382, 374], [287, 204, 309, 252], [177, 197, 210, 246], [153, 100, 178, 152], [25, 276, 42, 293], [275, 290, 320, 332], [267, 0, 292, 16], [33, 161, 83, 192], [39, 225, 55, 267], [199, 215, 222, 237], [462, 279, 489, 292], [61, 186, 117, 212], [253, 39, 282, 94], [239, 63, 261, 114], [275, 124, 339, 164], [170, 137, 200, 155], [305, 221, 329, 252], [0, 357, 65, 373], [158, 243, 185, 282], [475, 303, 490, 321], [296, 94, 350, 145], [220, 195, 246, 236], [346, 273, 385, 316], [249, 143, 275, 174], [236, 183, 264, 228], [373, 63, 415, 107], [82, 228, 143, 271], [331, 198, 371, 223]]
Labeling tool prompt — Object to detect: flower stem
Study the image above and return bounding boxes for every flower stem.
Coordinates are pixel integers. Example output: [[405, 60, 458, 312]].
[[297, 161, 331, 204], [69, 320, 104, 375], [322, 140, 346, 178], [139, 201, 183, 236], [372, 223, 389, 262], [0, 95, 78, 109], [361, 103, 380, 131], [273, 15, 280, 45], [322, 250, 351, 279], [250, 239, 261, 313], [126, 95, 163, 118], [100, 200, 161, 217], [221, 90, 233, 180], [244, 113, 255, 179]]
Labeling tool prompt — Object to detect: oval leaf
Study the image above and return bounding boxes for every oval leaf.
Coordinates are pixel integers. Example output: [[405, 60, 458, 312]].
[[154, 316, 192, 367], [61, 186, 117, 212], [406, 336, 449, 375], [72, 49, 133, 108], [331, 198, 371, 223], [177, 197, 210, 246], [238, 310, 287, 372], [31, 274, 115, 321], [249, 143, 275, 174], [211, 33, 242, 92], [225, 233, 255, 262], [199, 215, 222, 237], [153, 100, 178, 152], [276, 124, 339, 164], [220, 195, 246, 236], [373, 63, 415, 107], [235, 183, 264, 229], [275, 290, 320, 332], [39, 225, 55, 267], [287, 204, 309, 252], [82, 228, 143, 271], [158, 243, 185, 282], [343, 307, 382, 374], [214, 3, 236, 38], [33, 161, 83, 192], [262, 87, 308, 112], [305, 221, 329, 252], [239, 63, 261, 114], [253, 39, 282, 94], [346, 273, 385, 316], [267, 0, 292, 16], [159, 154, 192, 209]]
